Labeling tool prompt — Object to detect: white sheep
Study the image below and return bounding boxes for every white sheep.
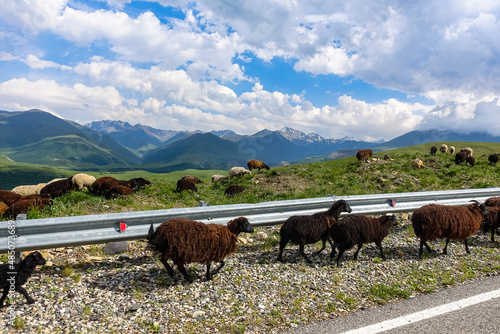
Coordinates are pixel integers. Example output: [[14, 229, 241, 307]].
[[449, 146, 455, 155], [413, 158, 424, 169], [228, 167, 251, 179], [211, 174, 228, 183], [11, 183, 47, 196], [440, 144, 448, 153], [71, 173, 96, 190], [462, 147, 473, 157]]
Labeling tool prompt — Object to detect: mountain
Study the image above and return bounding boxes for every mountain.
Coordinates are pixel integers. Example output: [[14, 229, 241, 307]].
[[86, 120, 186, 155], [0, 110, 140, 169], [373, 129, 500, 151], [142, 132, 247, 172]]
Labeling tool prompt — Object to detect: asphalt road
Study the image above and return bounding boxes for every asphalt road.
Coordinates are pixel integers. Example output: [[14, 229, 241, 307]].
[[283, 274, 500, 334]]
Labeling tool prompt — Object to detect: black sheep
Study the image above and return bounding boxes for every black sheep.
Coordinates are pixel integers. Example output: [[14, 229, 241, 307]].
[[0, 251, 46, 308], [488, 154, 499, 165], [331, 214, 397, 266], [455, 151, 467, 164], [481, 206, 500, 242], [430, 146, 437, 155], [129, 177, 151, 190], [225, 185, 245, 196], [277, 200, 352, 263]]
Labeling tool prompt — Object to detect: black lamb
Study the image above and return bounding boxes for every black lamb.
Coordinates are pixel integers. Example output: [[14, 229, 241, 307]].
[[277, 200, 352, 263], [0, 251, 46, 308], [331, 214, 397, 266]]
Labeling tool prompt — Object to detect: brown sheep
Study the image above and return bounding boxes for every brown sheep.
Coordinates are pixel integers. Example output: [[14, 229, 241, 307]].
[[176, 179, 197, 192], [411, 201, 489, 258], [109, 185, 133, 197], [147, 217, 254, 282], [331, 214, 397, 266], [0, 190, 23, 206], [481, 206, 500, 242], [484, 197, 500, 207], [277, 200, 352, 263], [39, 177, 73, 198], [181, 176, 203, 184], [247, 159, 270, 173], [91, 177, 119, 198], [6, 197, 52, 219], [466, 156, 475, 166], [0, 202, 8, 215], [356, 149, 373, 162]]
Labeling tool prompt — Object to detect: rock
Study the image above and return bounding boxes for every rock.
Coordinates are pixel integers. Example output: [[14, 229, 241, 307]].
[[102, 241, 129, 255], [254, 232, 268, 240], [237, 237, 248, 245], [192, 311, 205, 318]]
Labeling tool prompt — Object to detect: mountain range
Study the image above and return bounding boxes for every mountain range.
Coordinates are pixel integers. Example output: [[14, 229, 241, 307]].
[[2, 109, 500, 173]]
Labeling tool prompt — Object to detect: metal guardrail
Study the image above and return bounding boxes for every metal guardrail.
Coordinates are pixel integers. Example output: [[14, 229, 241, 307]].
[[1, 188, 499, 254]]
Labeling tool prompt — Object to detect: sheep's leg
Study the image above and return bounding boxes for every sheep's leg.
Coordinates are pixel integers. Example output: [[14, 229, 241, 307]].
[[314, 239, 327, 256], [15, 286, 35, 304], [299, 243, 313, 263], [464, 239, 471, 254], [336, 247, 347, 266], [442, 239, 450, 255], [176, 264, 194, 283], [212, 261, 225, 274], [159, 257, 175, 278], [0, 287, 9, 308], [328, 238, 336, 256], [206, 261, 225, 280], [205, 263, 212, 280], [277, 237, 290, 262], [491, 230, 496, 242], [376, 242, 386, 261], [353, 244, 363, 260]]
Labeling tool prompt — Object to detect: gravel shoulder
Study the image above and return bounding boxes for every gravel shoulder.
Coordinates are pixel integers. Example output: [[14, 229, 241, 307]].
[[2, 214, 500, 333]]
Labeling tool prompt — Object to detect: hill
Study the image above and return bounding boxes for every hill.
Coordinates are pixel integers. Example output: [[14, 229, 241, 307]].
[[0, 110, 140, 169], [373, 129, 500, 151]]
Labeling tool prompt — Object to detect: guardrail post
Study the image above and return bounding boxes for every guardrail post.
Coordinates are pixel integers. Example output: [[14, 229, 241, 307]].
[[14, 214, 26, 263]]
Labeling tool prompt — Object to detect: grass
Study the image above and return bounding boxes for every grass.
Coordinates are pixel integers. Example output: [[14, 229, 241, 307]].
[[3, 141, 500, 221]]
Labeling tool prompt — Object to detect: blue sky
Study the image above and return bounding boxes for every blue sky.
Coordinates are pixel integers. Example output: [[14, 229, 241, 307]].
[[1, 0, 500, 141]]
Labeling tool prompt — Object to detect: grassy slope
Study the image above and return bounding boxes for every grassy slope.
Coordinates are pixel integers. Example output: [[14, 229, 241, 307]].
[[2, 141, 500, 220]]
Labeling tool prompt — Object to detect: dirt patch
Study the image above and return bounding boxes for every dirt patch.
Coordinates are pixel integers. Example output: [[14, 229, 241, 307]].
[[251, 174, 310, 193]]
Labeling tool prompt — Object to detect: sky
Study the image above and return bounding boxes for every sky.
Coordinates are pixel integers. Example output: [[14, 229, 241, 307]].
[[1, 0, 500, 141]]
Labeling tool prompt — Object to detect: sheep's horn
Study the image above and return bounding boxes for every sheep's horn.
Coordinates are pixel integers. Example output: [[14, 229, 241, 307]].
[[469, 200, 479, 204]]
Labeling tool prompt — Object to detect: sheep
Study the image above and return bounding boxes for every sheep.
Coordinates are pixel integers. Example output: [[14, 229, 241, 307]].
[[128, 177, 151, 190], [228, 167, 252, 179], [11, 183, 46, 197], [449, 146, 456, 155], [462, 147, 473, 157], [176, 179, 197, 192], [430, 146, 437, 155], [0, 190, 22, 206], [484, 197, 500, 207], [466, 156, 476, 166], [356, 149, 373, 162], [488, 154, 499, 165], [455, 151, 468, 164], [411, 200, 489, 258], [225, 185, 245, 196], [181, 176, 203, 184], [211, 174, 228, 183], [71, 173, 96, 190], [247, 159, 270, 173], [40, 177, 73, 198], [0, 251, 46, 308], [109, 185, 133, 197], [6, 197, 52, 219], [277, 200, 352, 263], [0, 202, 8, 215], [412, 158, 424, 169], [331, 214, 397, 266], [91, 176, 119, 197], [440, 144, 448, 153], [147, 217, 254, 282], [383, 155, 391, 161], [481, 206, 500, 242]]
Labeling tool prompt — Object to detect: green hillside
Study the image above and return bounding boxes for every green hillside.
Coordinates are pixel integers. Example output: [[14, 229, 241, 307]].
[[3, 141, 500, 217]]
